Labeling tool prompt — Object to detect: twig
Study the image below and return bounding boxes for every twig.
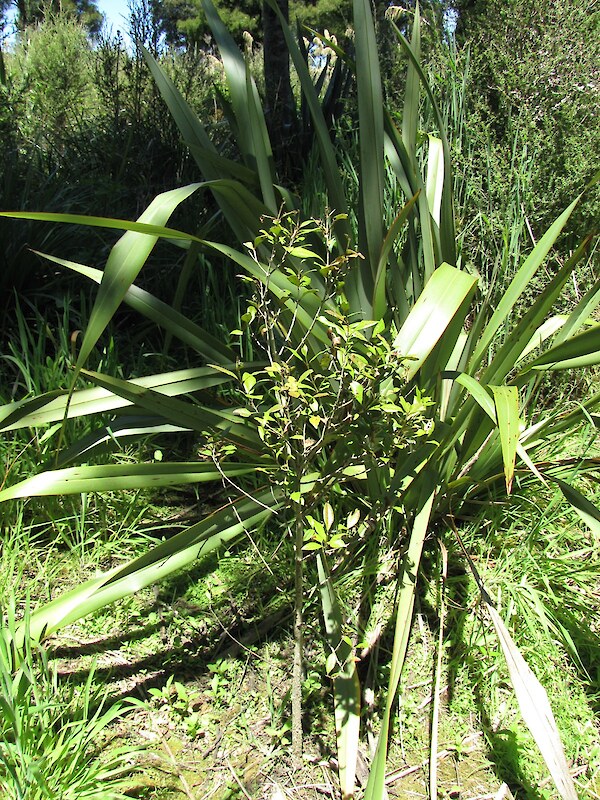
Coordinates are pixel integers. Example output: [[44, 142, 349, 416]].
[[385, 733, 483, 785], [225, 757, 252, 800], [144, 710, 196, 800]]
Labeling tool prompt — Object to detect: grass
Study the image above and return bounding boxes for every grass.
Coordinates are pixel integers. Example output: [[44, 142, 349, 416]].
[[0, 604, 135, 800], [0, 294, 598, 798], [0, 456, 598, 798]]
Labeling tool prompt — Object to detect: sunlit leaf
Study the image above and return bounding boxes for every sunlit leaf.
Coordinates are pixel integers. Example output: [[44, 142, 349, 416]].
[[487, 605, 578, 800], [393, 263, 477, 380], [317, 554, 360, 800], [0, 462, 260, 501], [524, 324, 600, 371], [490, 385, 520, 494]]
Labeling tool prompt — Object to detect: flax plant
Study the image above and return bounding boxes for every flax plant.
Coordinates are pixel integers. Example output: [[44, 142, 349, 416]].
[[0, 0, 599, 797]]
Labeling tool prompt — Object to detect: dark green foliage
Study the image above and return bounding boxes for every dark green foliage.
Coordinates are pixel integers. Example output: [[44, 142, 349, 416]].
[[449, 0, 599, 249], [151, 0, 353, 47], [13, 0, 103, 34], [0, 12, 221, 301]]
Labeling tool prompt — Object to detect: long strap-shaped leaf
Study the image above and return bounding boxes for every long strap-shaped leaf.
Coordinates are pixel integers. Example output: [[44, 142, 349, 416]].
[[317, 554, 360, 800], [34, 253, 236, 365], [453, 234, 592, 459], [142, 50, 266, 244], [141, 47, 219, 164], [392, 15, 456, 267], [490, 386, 520, 495], [0, 462, 261, 501], [74, 184, 203, 374], [395, 5, 437, 284], [552, 478, 600, 541], [202, 0, 276, 212], [364, 481, 436, 800], [0, 367, 242, 431], [18, 490, 281, 642], [372, 192, 419, 320], [54, 416, 191, 468], [453, 527, 578, 800], [207, 242, 333, 349], [481, 231, 592, 386], [488, 605, 578, 800], [79, 370, 263, 450], [352, 0, 384, 307], [471, 197, 580, 372], [264, 0, 351, 249], [393, 263, 477, 381], [453, 373, 545, 487], [524, 324, 600, 371]]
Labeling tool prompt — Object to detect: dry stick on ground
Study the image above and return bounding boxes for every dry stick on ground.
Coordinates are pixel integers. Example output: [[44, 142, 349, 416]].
[[384, 733, 483, 786], [225, 758, 253, 800], [141, 707, 196, 800]]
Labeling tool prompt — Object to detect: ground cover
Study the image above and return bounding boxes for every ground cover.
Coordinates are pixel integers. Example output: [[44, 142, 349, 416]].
[[1, 1, 599, 798], [1, 468, 598, 798]]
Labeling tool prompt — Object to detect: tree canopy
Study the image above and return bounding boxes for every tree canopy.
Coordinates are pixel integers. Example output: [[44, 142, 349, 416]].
[[149, 0, 353, 48], [5, 0, 103, 35]]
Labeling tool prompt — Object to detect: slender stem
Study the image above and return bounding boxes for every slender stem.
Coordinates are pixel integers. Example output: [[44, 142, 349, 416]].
[[291, 494, 304, 769], [430, 538, 448, 799]]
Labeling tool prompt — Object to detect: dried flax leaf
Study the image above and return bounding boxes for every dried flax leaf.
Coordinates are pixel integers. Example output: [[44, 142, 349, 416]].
[[486, 604, 577, 800]]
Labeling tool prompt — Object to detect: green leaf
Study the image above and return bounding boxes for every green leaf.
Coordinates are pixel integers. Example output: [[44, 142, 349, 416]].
[[353, 0, 384, 288], [342, 465, 368, 479], [317, 554, 360, 800], [393, 263, 477, 380], [54, 416, 189, 468], [364, 482, 436, 800], [323, 502, 335, 532], [0, 391, 65, 431], [0, 462, 260, 501], [143, 48, 266, 243], [392, 15, 456, 266], [372, 192, 419, 320], [425, 136, 444, 227], [401, 3, 420, 157], [484, 232, 593, 387], [553, 478, 600, 539], [524, 324, 600, 371], [454, 373, 495, 420], [79, 370, 262, 450], [0, 209, 201, 241], [551, 275, 600, 346], [34, 253, 236, 365], [207, 241, 332, 349], [472, 197, 580, 370], [142, 47, 218, 165], [0, 368, 240, 431], [75, 185, 202, 373], [264, 0, 351, 248], [490, 385, 520, 494], [202, 0, 276, 211], [516, 316, 567, 363], [487, 605, 578, 800], [20, 491, 280, 642]]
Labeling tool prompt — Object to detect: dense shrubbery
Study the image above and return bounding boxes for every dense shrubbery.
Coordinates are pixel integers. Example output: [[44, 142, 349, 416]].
[[0, 10, 224, 298], [429, 0, 599, 285]]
